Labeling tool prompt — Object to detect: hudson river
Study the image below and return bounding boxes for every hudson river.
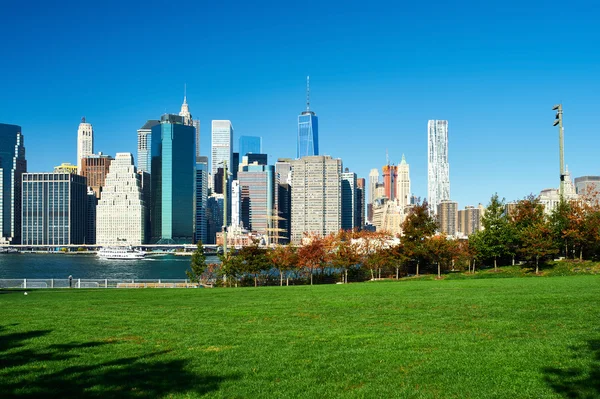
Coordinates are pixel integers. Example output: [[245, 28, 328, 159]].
[[0, 253, 218, 280]]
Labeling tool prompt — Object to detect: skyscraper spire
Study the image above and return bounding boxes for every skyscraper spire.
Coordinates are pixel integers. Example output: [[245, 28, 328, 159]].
[[183, 83, 187, 104], [179, 84, 192, 126], [306, 76, 310, 112]]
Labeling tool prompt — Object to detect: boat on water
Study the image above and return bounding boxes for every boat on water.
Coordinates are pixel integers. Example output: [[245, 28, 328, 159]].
[[97, 246, 146, 260]]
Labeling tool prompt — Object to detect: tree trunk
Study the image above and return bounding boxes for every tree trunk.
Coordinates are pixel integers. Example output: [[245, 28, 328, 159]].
[[396, 266, 399, 280], [310, 267, 313, 286], [416, 261, 420, 277], [345, 269, 348, 284], [580, 248, 583, 261], [512, 256, 515, 266], [437, 262, 441, 278], [473, 260, 476, 273], [370, 268, 374, 280], [378, 268, 381, 279], [535, 256, 539, 274], [494, 257, 497, 272], [280, 271, 283, 286], [286, 276, 289, 286], [254, 275, 258, 287]]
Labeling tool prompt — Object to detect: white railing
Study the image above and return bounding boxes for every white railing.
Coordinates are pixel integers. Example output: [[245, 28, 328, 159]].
[[0, 279, 210, 289]]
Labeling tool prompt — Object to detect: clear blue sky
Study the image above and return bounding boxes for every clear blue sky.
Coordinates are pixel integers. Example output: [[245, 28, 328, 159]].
[[1, 0, 599, 208]]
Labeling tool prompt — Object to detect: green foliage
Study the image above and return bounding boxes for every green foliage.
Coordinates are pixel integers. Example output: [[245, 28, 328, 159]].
[[1, 277, 599, 397], [186, 242, 208, 284]]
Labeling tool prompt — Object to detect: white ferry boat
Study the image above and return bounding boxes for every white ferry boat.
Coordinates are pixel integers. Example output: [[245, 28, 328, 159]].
[[97, 247, 146, 260]]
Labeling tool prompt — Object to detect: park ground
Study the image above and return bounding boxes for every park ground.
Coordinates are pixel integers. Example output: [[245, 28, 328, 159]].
[[1, 273, 599, 398]]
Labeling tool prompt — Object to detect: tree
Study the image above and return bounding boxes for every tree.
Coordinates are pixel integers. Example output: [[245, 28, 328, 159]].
[[425, 234, 452, 278], [238, 241, 270, 287], [297, 233, 327, 285], [267, 244, 299, 286], [219, 252, 244, 287], [330, 231, 361, 284], [401, 199, 437, 276], [549, 198, 573, 259], [186, 242, 208, 285], [480, 194, 509, 271], [389, 241, 409, 279], [518, 220, 558, 274]]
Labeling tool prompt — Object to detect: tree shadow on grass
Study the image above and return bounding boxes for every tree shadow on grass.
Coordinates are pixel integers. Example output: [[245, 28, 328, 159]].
[[543, 339, 600, 398], [0, 324, 238, 398]]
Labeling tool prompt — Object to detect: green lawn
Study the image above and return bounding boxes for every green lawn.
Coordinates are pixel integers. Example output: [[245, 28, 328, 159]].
[[1, 276, 599, 398]]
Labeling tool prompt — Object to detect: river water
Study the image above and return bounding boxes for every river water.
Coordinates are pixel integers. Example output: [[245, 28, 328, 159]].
[[0, 253, 220, 280]]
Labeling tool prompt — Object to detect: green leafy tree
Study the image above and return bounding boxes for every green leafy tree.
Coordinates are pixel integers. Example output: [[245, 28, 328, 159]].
[[186, 242, 208, 285], [218, 252, 244, 287], [267, 244, 299, 286], [401, 199, 437, 276], [238, 241, 270, 287], [330, 231, 361, 284], [480, 194, 509, 271], [549, 198, 572, 259], [518, 220, 558, 274], [425, 234, 453, 278], [389, 241, 409, 279]]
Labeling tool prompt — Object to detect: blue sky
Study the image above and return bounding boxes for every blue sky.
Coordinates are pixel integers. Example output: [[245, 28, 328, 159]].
[[1, 0, 599, 207]]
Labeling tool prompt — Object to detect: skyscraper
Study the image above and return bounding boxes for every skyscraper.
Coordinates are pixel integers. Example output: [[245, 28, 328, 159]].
[[437, 200, 458, 236], [297, 76, 319, 158], [341, 170, 357, 231], [367, 168, 379, 223], [356, 178, 366, 230], [21, 173, 87, 245], [0, 123, 26, 244], [80, 153, 113, 198], [195, 156, 209, 244], [137, 120, 159, 173], [428, 120, 450, 214], [239, 136, 262, 156], [290, 156, 341, 243], [77, 117, 94, 174], [238, 164, 275, 240], [382, 164, 397, 201], [96, 153, 146, 246], [211, 120, 234, 176], [396, 154, 411, 208], [151, 114, 195, 244]]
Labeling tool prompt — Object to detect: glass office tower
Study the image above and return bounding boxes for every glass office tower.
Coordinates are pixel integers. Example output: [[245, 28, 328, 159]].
[[239, 135, 261, 156], [0, 123, 27, 244], [150, 114, 195, 244], [297, 111, 319, 159]]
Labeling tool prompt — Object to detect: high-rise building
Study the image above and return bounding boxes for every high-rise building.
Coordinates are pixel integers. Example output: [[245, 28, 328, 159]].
[[86, 187, 97, 244], [80, 153, 113, 199], [574, 176, 600, 200], [0, 123, 26, 244], [368, 168, 380, 205], [96, 153, 146, 246], [77, 117, 94, 174], [277, 183, 291, 243], [275, 158, 293, 185], [396, 154, 411, 208], [138, 171, 151, 244], [150, 114, 195, 244], [21, 173, 87, 245], [231, 179, 241, 228], [428, 120, 450, 214], [437, 200, 458, 236], [211, 120, 233, 176], [341, 170, 357, 231], [206, 194, 224, 245], [290, 156, 341, 243], [195, 156, 208, 244], [356, 178, 366, 230], [238, 163, 275, 240], [458, 205, 484, 237], [297, 76, 319, 158], [245, 153, 268, 166], [382, 164, 397, 201], [53, 163, 78, 174], [239, 136, 262, 156], [232, 152, 239, 180], [137, 120, 160, 174]]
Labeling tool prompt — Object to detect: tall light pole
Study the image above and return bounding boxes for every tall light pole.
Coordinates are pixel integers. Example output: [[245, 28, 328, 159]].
[[222, 160, 228, 257], [552, 104, 564, 197]]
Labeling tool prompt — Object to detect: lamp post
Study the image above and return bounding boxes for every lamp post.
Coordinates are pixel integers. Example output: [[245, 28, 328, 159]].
[[552, 104, 564, 198]]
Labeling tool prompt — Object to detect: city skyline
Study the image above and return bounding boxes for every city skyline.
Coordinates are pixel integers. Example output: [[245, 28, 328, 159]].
[[1, 1, 599, 208]]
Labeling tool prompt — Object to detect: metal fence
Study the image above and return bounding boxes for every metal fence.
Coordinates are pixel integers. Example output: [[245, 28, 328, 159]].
[[0, 279, 210, 289]]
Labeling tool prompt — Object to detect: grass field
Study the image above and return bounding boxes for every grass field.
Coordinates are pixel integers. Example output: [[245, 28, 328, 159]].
[[1, 276, 599, 398]]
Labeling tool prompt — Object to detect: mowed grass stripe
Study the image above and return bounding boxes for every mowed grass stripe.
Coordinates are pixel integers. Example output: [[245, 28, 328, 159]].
[[1, 276, 598, 398]]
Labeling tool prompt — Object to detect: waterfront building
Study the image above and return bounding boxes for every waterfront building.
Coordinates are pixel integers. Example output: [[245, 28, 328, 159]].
[[290, 156, 341, 244], [458, 205, 484, 237], [245, 153, 268, 166], [356, 178, 366, 230], [239, 136, 262, 156], [0, 123, 26, 244], [77, 118, 94, 174], [206, 194, 224, 244], [275, 158, 292, 185], [211, 120, 233, 176], [238, 163, 275, 240], [427, 120, 450, 214], [195, 156, 208, 244], [277, 182, 291, 243], [231, 179, 241, 228], [86, 187, 97, 244], [396, 155, 411, 208], [371, 198, 403, 235], [138, 171, 151, 244], [80, 153, 113, 199], [297, 76, 319, 158], [382, 164, 397, 201], [574, 175, 600, 203], [137, 120, 159, 173], [232, 152, 239, 180], [21, 173, 87, 245], [53, 163, 78, 174], [437, 200, 458, 236], [150, 114, 195, 244], [96, 153, 146, 246], [539, 169, 578, 215], [341, 170, 357, 231]]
